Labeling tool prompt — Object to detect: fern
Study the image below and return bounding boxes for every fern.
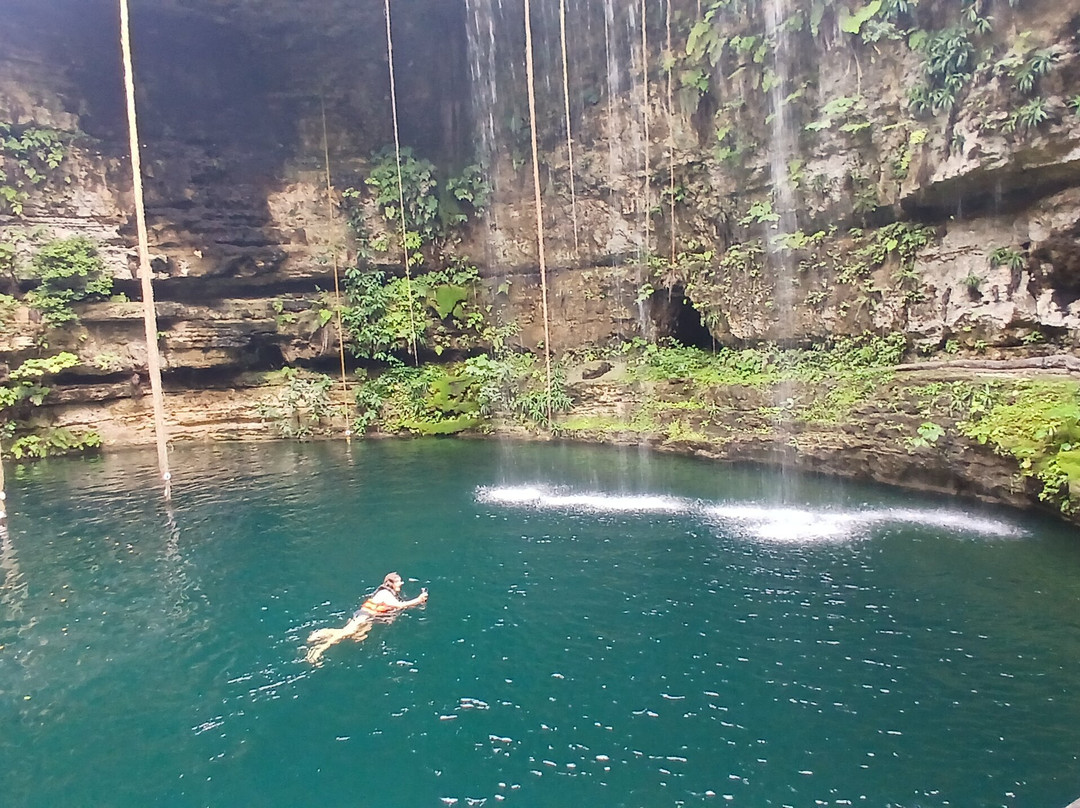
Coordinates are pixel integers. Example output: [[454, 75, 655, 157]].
[[990, 246, 1026, 271], [1002, 98, 1050, 133]]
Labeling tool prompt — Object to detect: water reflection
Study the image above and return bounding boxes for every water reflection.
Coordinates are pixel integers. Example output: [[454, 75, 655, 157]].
[[160, 506, 208, 621], [0, 523, 31, 634]]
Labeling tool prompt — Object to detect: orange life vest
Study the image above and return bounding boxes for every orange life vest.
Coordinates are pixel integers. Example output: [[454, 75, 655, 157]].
[[359, 597, 396, 616]]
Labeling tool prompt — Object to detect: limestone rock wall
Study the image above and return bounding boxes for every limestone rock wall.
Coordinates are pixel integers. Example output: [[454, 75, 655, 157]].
[[4, 0, 1077, 361], [470, 0, 1080, 351]]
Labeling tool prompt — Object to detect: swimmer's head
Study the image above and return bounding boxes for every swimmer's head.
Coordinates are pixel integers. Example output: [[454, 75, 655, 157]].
[[383, 572, 403, 591]]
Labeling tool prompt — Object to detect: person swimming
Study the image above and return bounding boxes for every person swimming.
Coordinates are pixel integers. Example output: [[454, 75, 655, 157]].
[[304, 572, 428, 665]]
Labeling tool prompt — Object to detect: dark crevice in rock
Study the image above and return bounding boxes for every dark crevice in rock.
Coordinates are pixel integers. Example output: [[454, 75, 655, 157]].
[[164, 364, 272, 390], [112, 275, 338, 303], [902, 160, 1080, 221], [303, 354, 361, 377], [1034, 223, 1080, 307]]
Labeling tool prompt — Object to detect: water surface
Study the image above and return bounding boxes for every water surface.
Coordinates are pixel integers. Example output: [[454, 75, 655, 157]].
[[1, 440, 1078, 807]]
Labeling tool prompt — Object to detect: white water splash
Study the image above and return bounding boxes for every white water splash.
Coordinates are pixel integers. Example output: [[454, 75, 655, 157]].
[[475, 485, 1023, 543], [478, 485, 689, 513]]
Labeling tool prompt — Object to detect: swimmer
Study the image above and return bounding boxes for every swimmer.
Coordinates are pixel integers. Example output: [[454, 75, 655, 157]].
[[304, 572, 428, 665]]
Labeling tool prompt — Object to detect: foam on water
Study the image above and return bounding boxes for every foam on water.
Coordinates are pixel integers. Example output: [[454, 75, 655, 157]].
[[476, 485, 1023, 543], [704, 504, 861, 543], [478, 485, 689, 513]]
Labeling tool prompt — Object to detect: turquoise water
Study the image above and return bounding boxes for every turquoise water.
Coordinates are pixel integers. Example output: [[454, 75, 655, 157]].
[[1, 440, 1079, 807]]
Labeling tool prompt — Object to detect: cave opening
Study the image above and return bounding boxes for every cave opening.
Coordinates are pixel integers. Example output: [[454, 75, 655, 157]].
[[665, 287, 715, 351]]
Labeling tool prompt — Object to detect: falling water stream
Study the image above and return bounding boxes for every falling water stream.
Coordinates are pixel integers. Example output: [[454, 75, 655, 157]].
[[764, 0, 799, 333], [1, 441, 1079, 807], [604, 0, 626, 261], [762, 0, 803, 473], [558, 0, 579, 253], [666, 0, 677, 267]]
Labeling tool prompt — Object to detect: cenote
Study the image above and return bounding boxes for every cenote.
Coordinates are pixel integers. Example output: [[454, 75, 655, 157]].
[[1, 440, 1079, 807]]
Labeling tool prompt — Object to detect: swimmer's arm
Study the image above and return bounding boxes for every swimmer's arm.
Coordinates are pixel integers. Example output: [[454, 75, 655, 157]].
[[370, 587, 428, 610], [386, 588, 428, 609]]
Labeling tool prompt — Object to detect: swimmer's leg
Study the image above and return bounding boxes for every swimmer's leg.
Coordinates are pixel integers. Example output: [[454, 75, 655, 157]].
[[305, 626, 348, 665], [348, 621, 373, 643], [307, 628, 342, 644], [304, 617, 372, 665]]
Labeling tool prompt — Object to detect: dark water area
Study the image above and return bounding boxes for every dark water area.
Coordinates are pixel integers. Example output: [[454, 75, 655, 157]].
[[0, 440, 1078, 807]]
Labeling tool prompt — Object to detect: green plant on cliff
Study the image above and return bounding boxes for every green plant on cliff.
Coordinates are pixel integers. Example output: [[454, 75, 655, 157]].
[[990, 246, 1026, 272], [675, 239, 761, 331], [8, 428, 102, 460], [506, 362, 573, 428], [347, 148, 490, 254], [0, 351, 100, 460], [0, 123, 67, 216], [1001, 98, 1050, 133], [1009, 47, 1056, 95], [891, 128, 928, 179], [630, 333, 905, 390], [961, 271, 984, 295], [772, 228, 829, 251], [340, 266, 421, 362], [859, 222, 933, 268], [906, 1, 1031, 117], [908, 26, 977, 114], [673, 0, 772, 114], [256, 368, 334, 438], [838, 1, 885, 38], [341, 259, 490, 362], [904, 420, 945, 451], [459, 352, 572, 429], [739, 200, 779, 227], [872, 223, 933, 303], [0, 351, 80, 411], [805, 95, 870, 134], [960, 1, 994, 34], [363, 147, 440, 244], [850, 171, 881, 222], [835, 222, 933, 293], [959, 380, 1080, 513], [25, 236, 113, 327], [353, 360, 521, 435], [0, 293, 18, 330], [443, 163, 490, 228], [358, 364, 484, 436], [0, 239, 17, 286], [622, 333, 906, 427]]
